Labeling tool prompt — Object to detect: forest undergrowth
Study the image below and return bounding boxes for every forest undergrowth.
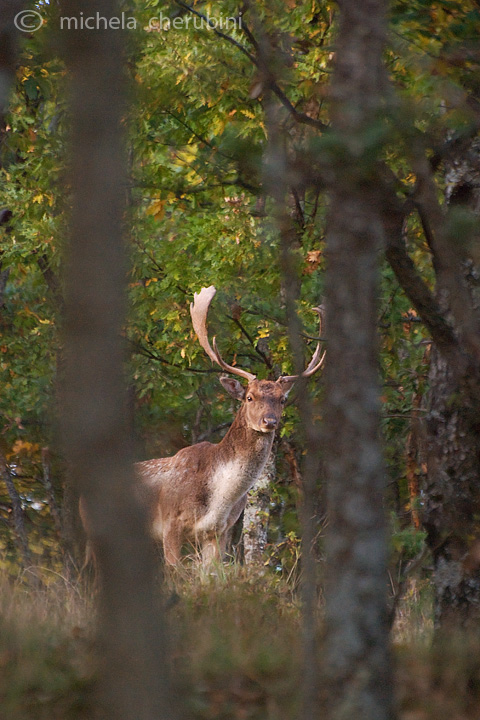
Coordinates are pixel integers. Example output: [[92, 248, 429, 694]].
[[0, 564, 479, 720]]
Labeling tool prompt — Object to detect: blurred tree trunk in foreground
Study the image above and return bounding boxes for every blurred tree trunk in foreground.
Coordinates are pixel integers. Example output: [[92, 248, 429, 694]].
[[58, 2, 174, 719], [322, 1, 395, 719], [0, 1, 25, 126]]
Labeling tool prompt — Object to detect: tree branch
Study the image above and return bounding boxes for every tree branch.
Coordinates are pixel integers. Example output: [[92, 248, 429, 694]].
[[228, 315, 273, 369], [172, 0, 257, 65], [173, 0, 328, 132], [269, 82, 328, 131], [382, 190, 471, 378], [412, 147, 480, 363], [37, 254, 62, 306], [386, 235, 459, 359], [161, 109, 235, 160], [129, 337, 220, 375]]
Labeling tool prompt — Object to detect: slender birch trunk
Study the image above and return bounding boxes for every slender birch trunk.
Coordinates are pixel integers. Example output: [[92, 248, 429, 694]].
[[243, 450, 274, 566]]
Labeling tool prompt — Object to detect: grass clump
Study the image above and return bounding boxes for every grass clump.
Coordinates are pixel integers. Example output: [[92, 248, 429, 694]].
[[4, 561, 480, 720], [168, 564, 304, 720], [0, 575, 95, 720]]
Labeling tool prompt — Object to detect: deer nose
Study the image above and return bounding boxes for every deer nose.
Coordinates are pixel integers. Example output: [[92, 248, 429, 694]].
[[262, 416, 278, 430]]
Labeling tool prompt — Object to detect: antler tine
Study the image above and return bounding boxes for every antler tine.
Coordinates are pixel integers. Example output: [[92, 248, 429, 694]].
[[279, 305, 326, 383], [190, 286, 256, 382], [212, 337, 257, 381]]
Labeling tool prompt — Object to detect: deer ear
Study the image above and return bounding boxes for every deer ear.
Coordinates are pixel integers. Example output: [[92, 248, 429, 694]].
[[276, 377, 295, 396], [219, 376, 246, 401]]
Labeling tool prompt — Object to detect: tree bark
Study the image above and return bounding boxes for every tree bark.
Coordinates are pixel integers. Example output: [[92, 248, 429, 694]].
[[422, 137, 480, 629], [405, 387, 424, 530], [261, 58, 323, 720], [424, 345, 480, 627], [0, 454, 40, 585], [243, 449, 274, 566], [382, 138, 480, 629], [58, 3, 174, 719], [322, 2, 395, 719]]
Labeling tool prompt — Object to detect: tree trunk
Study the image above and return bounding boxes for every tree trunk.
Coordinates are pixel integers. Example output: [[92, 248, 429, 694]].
[[243, 449, 274, 566], [0, 454, 41, 586], [424, 345, 480, 627], [58, 3, 174, 719], [423, 136, 480, 629], [322, 2, 395, 718], [405, 387, 424, 530], [0, 1, 26, 122]]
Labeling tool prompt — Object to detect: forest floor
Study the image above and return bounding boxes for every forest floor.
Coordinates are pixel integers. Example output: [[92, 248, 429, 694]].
[[1, 565, 479, 720]]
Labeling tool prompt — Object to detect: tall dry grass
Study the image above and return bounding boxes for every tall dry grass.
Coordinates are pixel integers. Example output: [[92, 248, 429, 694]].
[[0, 571, 94, 720], [2, 562, 480, 720]]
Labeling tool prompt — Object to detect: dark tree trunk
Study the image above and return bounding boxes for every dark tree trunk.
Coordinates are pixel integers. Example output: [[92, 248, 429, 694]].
[[58, 3, 174, 719], [322, 2, 395, 718], [423, 137, 480, 629], [0, 0, 26, 121], [424, 345, 480, 627]]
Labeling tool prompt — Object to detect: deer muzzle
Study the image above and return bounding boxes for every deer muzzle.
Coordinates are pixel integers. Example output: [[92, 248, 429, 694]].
[[262, 416, 278, 430]]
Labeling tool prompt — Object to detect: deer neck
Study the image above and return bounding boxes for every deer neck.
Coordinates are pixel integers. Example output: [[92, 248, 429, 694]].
[[227, 403, 273, 445], [193, 407, 274, 535], [216, 405, 274, 484]]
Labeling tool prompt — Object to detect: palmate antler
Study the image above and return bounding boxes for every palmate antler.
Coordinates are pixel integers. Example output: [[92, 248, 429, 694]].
[[190, 286, 256, 381], [190, 286, 325, 383]]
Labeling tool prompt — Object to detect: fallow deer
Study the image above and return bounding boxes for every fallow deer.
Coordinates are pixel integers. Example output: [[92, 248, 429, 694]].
[[134, 286, 325, 565]]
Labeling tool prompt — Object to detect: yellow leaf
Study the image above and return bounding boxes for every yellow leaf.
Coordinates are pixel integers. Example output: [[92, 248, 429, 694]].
[[146, 199, 166, 220], [23, 305, 51, 324], [10, 440, 40, 456]]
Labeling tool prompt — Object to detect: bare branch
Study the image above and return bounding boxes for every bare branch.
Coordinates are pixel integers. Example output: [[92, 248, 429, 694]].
[[128, 337, 218, 375]]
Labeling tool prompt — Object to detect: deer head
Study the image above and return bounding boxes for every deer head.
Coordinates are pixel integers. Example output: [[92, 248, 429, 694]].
[[190, 286, 325, 433]]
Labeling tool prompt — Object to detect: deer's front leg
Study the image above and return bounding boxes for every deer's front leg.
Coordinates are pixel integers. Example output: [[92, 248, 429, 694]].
[[163, 521, 183, 565], [201, 530, 227, 565]]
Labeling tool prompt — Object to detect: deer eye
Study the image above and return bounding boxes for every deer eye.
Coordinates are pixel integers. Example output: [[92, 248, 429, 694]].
[[246, 395, 253, 402]]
